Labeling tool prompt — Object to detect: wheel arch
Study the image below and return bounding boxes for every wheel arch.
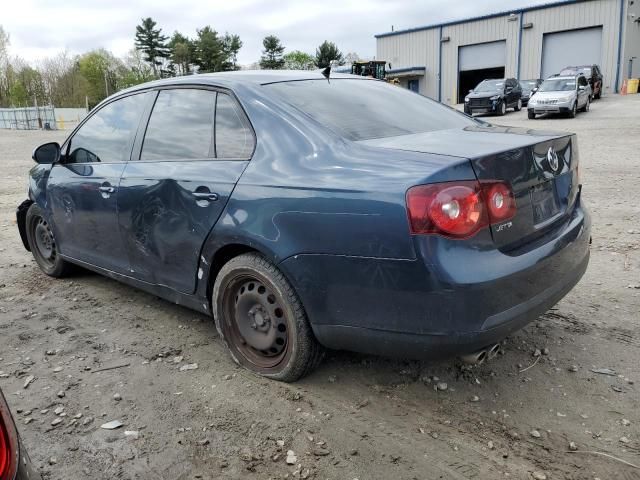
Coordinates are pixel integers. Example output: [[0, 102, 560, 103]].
[[17, 199, 34, 251]]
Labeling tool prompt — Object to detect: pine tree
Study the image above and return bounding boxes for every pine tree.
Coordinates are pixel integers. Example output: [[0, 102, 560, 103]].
[[195, 26, 225, 73], [134, 18, 169, 77], [314, 41, 344, 69], [259, 35, 285, 70]]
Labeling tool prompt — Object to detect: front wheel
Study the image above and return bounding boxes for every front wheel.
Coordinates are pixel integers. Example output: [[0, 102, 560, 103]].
[[497, 101, 506, 116], [514, 99, 522, 112], [25, 203, 72, 277], [568, 102, 577, 118], [213, 253, 323, 382], [528, 110, 536, 120]]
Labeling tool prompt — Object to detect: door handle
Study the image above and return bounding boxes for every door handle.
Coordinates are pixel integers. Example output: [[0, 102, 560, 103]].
[[192, 192, 219, 202], [99, 186, 115, 194]]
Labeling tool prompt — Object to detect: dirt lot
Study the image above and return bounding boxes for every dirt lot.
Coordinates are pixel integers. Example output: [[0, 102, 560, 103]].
[[1, 94, 639, 480]]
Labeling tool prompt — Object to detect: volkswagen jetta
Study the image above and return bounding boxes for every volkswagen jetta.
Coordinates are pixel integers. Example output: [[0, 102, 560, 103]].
[[17, 71, 591, 381]]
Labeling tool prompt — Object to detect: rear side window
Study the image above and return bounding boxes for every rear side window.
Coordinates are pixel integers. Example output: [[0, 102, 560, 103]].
[[266, 79, 474, 141], [141, 89, 216, 160], [215, 93, 254, 159], [67, 92, 148, 163]]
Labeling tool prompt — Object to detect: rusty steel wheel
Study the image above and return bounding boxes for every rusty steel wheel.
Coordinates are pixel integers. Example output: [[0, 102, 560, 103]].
[[213, 253, 323, 382]]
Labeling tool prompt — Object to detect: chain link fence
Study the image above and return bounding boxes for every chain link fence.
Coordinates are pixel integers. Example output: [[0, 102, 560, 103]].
[[0, 106, 58, 130]]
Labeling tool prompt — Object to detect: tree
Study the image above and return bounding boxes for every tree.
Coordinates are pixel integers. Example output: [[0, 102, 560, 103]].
[[260, 35, 285, 70], [344, 52, 361, 64], [134, 17, 169, 77], [283, 50, 315, 70], [221, 33, 242, 71], [78, 49, 123, 107], [195, 26, 225, 73], [0, 26, 11, 106], [314, 41, 344, 68], [168, 31, 194, 76]]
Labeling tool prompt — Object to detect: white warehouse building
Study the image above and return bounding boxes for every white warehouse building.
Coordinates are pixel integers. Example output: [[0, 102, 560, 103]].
[[375, 0, 640, 104]]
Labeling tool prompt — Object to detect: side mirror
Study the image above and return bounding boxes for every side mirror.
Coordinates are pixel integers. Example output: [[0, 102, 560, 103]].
[[468, 89, 473, 93], [532, 87, 538, 93], [32, 142, 61, 164]]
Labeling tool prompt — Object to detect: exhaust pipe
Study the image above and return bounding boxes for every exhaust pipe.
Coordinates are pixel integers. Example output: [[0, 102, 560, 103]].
[[460, 343, 501, 365], [487, 343, 501, 360], [460, 349, 488, 365]]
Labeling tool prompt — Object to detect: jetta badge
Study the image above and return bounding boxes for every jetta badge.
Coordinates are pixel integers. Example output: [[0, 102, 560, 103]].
[[547, 146, 560, 172]]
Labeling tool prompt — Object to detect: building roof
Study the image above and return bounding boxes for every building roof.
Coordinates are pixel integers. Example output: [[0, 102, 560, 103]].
[[375, 0, 585, 38]]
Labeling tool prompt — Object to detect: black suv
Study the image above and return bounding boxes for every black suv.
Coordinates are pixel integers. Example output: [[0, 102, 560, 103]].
[[464, 78, 522, 116], [559, 65, 603, 99]]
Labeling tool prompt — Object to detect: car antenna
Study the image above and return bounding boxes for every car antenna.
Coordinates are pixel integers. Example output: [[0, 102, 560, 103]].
[[321, 66, 331, 82]]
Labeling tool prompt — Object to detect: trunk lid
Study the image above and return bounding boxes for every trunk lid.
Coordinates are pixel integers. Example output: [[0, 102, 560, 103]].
[[358, 126, 580, 251]]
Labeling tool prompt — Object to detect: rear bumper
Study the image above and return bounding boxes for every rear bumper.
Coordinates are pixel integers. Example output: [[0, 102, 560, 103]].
[[313, 252, 587, 358], [280, 202, 590, 359]]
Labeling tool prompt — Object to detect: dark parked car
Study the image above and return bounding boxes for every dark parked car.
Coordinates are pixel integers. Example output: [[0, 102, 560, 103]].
[[519, 79, 543, 106], [464, 78, 522, 116], [17, 71, 590, 381], [559, 65, 603, 99], [0, 389, 40, 480]]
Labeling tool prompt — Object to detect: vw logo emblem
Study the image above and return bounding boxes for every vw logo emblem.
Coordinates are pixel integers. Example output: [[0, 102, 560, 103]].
[[547, 147, 560, 172]]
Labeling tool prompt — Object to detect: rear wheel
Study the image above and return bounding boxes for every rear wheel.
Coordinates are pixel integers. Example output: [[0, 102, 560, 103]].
[[527, 110, 536, 120], [514, 99, 522, 112], [25, 204, 72, 277], [213, 253, 323, 382]]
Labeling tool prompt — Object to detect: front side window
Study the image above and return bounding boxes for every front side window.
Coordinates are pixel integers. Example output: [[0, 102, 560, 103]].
[[215, 93, 254, 159], [67, 93, 148, 163], [141, 89, 216, 160], [266, 79, 475, 141]]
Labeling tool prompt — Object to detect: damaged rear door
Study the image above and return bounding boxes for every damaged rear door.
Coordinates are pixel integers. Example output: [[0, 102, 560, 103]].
[[117, 87, 254, 293]]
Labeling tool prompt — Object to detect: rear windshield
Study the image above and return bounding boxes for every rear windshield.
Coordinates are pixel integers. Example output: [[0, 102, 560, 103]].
[[265, 79, 474, 141], [539, 79, 576, 92]]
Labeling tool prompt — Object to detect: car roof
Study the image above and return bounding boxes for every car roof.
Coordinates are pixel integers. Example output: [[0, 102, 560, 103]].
[[547, 76, 577, 81], [118, 70, 365, 95]]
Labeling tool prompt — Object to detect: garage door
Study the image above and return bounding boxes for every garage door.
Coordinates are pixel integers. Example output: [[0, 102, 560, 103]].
[[541, 27, 602, 78], [459, 41, 506, 71]]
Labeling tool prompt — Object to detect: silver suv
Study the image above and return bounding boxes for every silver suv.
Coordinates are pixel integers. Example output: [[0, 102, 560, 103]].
[[527, 75, 591, 119]]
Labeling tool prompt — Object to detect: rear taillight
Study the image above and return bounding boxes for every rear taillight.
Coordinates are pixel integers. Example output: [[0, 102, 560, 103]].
[[406, 180, 516, 239], [0, 393, 18, 480]]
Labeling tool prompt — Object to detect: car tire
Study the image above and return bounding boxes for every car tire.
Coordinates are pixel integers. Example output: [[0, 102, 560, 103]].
[[527, 110, 536, 120], [464, 105, 471, 115], [569, 102, 577, 118], [25, 203, 72, 277], [514, 99, 522, 112], [497, 101, 506, 116], [213, 253, 324, 382]]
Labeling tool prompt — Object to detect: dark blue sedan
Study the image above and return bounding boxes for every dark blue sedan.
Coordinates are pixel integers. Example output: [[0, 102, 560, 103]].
[[17, 71, 590, 381]]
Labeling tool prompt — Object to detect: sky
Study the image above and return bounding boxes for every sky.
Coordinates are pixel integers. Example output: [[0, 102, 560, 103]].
[[2, 0, 555, 66]]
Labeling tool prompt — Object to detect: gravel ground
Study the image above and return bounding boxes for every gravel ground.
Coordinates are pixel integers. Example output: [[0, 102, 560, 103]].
[[0, 94, 639, 480]]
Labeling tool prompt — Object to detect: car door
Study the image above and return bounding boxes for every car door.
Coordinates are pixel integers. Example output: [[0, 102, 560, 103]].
[[117, 87, 254, 293], [46, 92, 151, 273]]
